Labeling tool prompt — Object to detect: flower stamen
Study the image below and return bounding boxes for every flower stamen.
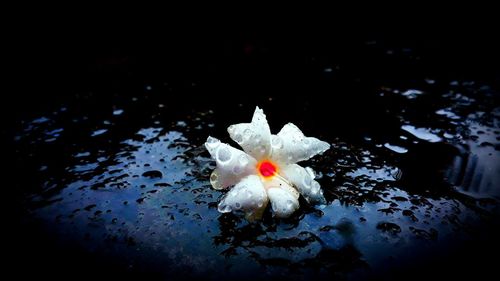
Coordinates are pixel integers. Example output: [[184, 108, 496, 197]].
[[258, 160, 277, 178]]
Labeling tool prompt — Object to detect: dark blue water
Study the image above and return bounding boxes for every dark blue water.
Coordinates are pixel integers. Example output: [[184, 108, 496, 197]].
[[8, 37, 500, 280]]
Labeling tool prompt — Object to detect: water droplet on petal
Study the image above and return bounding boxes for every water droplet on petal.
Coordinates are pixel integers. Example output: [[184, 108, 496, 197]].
[[271, 136, 283, 149], [206, 137, 220, 150], [303, 138, 311, 147], [217, 146, 232, 163], [218, 203, 232, 213], [260, 145, 266, 154], [207, 136, 218, 144], [210, 171, 220, 188], [234, 133, 243, 143], [232, 165, 243, 174]]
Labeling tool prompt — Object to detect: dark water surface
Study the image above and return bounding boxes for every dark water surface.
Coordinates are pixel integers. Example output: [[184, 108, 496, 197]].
[[8, 37, 500, 280]]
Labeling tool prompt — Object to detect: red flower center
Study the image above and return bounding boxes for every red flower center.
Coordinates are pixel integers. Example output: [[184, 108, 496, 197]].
[[258, 161, 277, 178]]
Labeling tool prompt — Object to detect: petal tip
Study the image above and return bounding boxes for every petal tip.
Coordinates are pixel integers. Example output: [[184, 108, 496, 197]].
[[317, 140, 331, 154], [252, 106, 268, 122], [205, 136, 221, 153], [206, 135, 219, 143]]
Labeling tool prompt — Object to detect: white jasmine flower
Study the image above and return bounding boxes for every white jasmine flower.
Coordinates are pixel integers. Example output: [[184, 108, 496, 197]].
[[205, 107, 330, 221]]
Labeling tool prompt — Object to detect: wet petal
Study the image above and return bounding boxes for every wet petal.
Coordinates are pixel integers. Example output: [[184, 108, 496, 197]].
[[270, 123, 330, 164], [280, 164, 326, 204], [267, 186, 300, 218], [227, 106, 271, 161], [264, 175, 300, 218], [262, 176, 299, 200], [205, 136, 257, 189], [217, 175, 268, 221]]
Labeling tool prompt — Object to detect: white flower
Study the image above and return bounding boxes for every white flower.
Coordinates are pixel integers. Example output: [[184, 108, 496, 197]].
[[205, 106, 330, 221]]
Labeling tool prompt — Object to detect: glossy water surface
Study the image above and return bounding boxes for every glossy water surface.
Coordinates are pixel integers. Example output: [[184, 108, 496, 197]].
[[11, 39, 500, 280]]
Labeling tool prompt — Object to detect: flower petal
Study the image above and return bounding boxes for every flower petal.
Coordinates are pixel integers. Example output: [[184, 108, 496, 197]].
[[266, 186, 300, 218], [270, 123, 330, 164], [263, 176, 300, 218], [217, 175, 268, 221], [280, 164, 326, 204], [205, 136, 257, 189], [227, 106, 271, 161], [262, 176, 300, 200]]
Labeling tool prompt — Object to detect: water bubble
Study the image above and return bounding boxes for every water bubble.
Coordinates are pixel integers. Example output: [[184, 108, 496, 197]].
[[271, 202, 277, 211], [303, 138, 311, 147], [234, 133, 243, 143], [232, 165, 243, 175], [206, 137, 220, 150], [216, 146, 232, 163], [235, 202, 241, 209], [260, 146, 266, 154], [271, 136, 283, 149], [210, 176, 220, 189], [218, 203, 232, 213]]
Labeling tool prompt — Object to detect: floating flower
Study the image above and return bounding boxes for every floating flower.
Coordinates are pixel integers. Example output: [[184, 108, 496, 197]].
[[205, 107, 330, 220]]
